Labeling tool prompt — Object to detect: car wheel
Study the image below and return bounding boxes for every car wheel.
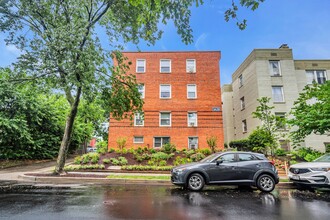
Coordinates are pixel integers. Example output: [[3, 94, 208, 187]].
[[257, 174, 275, 192], [187, 173, 205, 191]]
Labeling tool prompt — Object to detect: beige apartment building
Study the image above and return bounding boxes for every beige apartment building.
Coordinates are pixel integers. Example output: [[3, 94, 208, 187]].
[[222, 44, 330, 152]]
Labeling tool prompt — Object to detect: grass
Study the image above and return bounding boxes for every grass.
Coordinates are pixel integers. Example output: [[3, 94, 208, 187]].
[[107, 174, 170, 180]]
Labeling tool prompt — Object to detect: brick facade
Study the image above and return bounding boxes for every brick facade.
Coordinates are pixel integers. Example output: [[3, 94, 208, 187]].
[[108, 51, 224, 150]]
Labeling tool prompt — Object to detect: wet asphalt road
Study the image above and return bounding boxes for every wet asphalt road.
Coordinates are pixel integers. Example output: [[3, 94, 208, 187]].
[[0, 185, 329, 220]]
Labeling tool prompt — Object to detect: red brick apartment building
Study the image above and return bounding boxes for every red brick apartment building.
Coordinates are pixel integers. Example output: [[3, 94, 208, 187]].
[[108, 51, 224, 150]]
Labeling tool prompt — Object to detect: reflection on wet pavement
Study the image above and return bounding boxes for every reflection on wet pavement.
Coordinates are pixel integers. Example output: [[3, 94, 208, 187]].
[[0, 185, 329, 220]]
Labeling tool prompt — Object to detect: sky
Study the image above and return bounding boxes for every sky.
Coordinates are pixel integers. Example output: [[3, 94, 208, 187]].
[[1, 0, 330, 85]]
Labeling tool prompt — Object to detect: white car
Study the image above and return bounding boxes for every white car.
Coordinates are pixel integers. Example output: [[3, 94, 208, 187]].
[[288, 154, 330, 188]]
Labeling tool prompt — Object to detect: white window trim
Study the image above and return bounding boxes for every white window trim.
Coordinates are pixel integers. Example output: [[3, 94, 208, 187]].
[[133, 136, 144, 144], [188, 137, 198, 149], [153, 136, 170, 148], [160, 59, 171, 73], [136, 59, 146, 73], [269, 60, 281, 76], [239, 74, 243, 87], [187, 84, 197, 99], [160, 84, 171, 99], [240, 97, 245, 110], [186, 59, 196, 73], [138, 84, 145, 99], [134, 113, 144, 126], [242, 120, 247, 133], [272, 86, 285, 103], [187, 112, 198, 127], [159, 112, 171, 127], [306, 70, 327, 84]]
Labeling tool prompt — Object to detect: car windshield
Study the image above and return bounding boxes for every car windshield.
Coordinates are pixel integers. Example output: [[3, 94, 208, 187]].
[[313, 154, 330, 162], [200, 153, 220, 163]]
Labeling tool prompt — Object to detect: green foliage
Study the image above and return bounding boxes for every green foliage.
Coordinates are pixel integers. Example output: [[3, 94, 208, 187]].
[[229, 139, 251, 151], [74, 156, 82, 165], [185, 150, 196, 158], [161, 143, 177, 154], [64, 164, 105, 171], [326, 144, 330, 153], [158, 160, 167, 166], [289, 81, 330, 144], [198, 149, 211, 156], [108, 148, 115, 153], [110, 156, 128, 166], [151, 152, 170, 161], [102, 159, 111, 164], [292, 147, 323, 162], [206, 136, 218, 153], [90, 153, 100, 164], [248, 128, 275, 154], [173, 156, 192, 166], [96, 141, 108, 155], [121, 165, 173, 171], [110, 158, 120, 165], [274, 148, 287, 157], [190, 153, 206, 162], [149, 148, 157, 154], [116, 137, 127, 151]]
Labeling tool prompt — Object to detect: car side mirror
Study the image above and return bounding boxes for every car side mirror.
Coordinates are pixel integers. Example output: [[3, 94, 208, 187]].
[[216, 159, 223, 165]]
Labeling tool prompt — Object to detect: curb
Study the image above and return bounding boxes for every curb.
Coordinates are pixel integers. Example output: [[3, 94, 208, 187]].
[[18, 174, 295, 189]]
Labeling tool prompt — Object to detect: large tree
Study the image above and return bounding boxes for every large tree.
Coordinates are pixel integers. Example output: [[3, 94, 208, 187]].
[[0, 0, 265, 174], [289, 81, 330, 143]]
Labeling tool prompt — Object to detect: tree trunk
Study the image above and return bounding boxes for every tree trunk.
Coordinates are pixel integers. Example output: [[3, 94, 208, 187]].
[[54, 87, 82, 174]]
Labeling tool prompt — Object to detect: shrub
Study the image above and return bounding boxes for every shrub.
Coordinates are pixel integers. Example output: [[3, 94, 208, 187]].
[[149, 148, 156, 154], [158, 160, 167, 166], [74, 156, 82, 164], [161, 143, 176, 154], [118, 156, 128, 165], [190, 152, 205, 162], [136, 147, 143, 154], [198, 149, 211, 156], [206, 136, 218, 153], [81, 154, 90, 164], [108, 148, 115, 153], [116, 137, 127, 151], [103, 158, 111, 164], [121, 165, 173, 171], [89, 153, 100, 164], [275, 148, 287, 156], [229, 139, 251, 151], [173, 156, 192, 166], [326, 143, 330, 153], [96, 141, 108, 155], [110, 158, 120, 165], [147, 160, 155, 166], [185, 149, 195, 158], [292, 147, 323, 162], [151, 152, 170, 161]]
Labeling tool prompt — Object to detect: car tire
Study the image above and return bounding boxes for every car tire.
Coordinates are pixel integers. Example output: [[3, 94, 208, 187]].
[[187, 173, 205, 191], [257, 174, 275, 192]]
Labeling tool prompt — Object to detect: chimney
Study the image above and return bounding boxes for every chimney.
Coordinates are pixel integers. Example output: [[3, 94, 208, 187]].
[[279, 44, 289, 49]]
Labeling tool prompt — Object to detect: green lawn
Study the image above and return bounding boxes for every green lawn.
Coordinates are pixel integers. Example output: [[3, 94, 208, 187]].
[[107, 174, 170, 180]]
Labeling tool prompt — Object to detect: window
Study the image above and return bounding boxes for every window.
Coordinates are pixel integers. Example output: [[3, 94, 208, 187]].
[[269, 61, 281, 76], [240, 97, 245, 110], [160, 85, 171, 99], [239, 74, 243, 87], [134, 113, 144, 126], [154, 137, 170, 148], [138, 84, 145, 98], [275, 112, 286, 130], [238, 154, 255, 161], [187, 84, 197, 99], [188, 112, 197, 127], [272, 86, 284, 102], [306, 70, 327, 84], [188, 137, 198, 149], [160, 112, 171, 126], [160, 59, 171, 73], [186, 59, 196, 73], [242, 120, 247, 133], [136, 59, 146, 73], [217, 154, 236, 163], [133, 136, 144, 143]]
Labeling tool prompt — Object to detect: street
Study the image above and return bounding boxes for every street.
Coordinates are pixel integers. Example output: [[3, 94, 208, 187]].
[[0, 185, 329, 220]]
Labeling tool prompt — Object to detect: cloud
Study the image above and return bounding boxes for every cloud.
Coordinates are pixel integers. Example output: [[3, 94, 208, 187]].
[[6, 44, 22, 56], [195, 33, 208, 50]]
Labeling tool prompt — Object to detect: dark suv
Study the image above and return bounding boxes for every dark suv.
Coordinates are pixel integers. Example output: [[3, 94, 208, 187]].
[[171, 151, 279, 192]]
